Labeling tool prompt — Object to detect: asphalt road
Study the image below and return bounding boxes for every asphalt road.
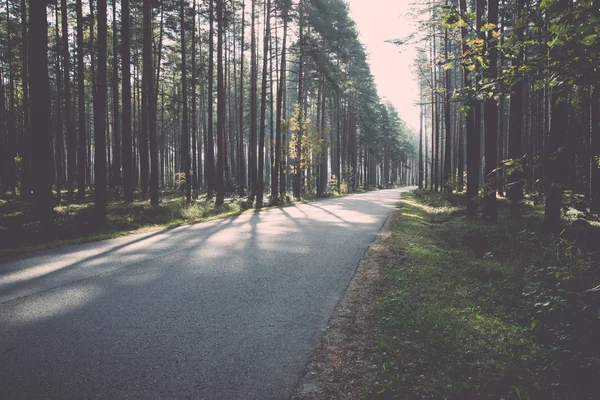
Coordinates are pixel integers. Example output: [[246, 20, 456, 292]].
[[0, 187, 412, 400]]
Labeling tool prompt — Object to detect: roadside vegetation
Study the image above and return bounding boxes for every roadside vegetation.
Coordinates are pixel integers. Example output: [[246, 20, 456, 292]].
[[363, 190, 599, 399], [0, 183, 376, 256], [0, 190, 242, 256]]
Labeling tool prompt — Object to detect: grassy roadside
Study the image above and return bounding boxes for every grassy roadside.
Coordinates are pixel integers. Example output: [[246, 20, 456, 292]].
[[365, 190, 599, 399], [0, 188, 377, 257], [294, 189, 599, 400]]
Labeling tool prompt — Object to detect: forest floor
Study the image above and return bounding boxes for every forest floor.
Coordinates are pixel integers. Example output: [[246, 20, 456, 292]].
[[293, 190, 600, 400], [0, 188, 371, 257]]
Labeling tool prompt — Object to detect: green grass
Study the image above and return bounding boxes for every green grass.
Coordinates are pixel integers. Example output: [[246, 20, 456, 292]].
[[364, 190, 600, 400]]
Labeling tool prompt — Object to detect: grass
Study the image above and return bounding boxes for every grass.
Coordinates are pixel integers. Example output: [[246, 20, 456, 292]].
[[363, 190, 600, 400], [0, 192, 249, 256], [0, 185, 378, 257]]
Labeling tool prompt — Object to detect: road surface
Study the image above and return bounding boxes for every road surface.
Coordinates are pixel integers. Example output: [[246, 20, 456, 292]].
[[0, 188, 412, 400]]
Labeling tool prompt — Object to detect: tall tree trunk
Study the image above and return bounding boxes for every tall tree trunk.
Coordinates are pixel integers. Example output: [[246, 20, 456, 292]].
[[145, 0, 159, 205], [5, 0, 16, 196], [191, 0, 198, 191], [443, 19, 452, 192], [76, 0, 87, 202], [460, 0, 479, 216], [55, 9, 64, 202], [544, 100, 568, 228], [482, 0, 499, 223], [181, 0, 191, 202], [318, 79, 328, 195], [206, 0, 216, 198], [20, 0, 31, 200], [122, 0, 133, 202], [294, 0, 304, 200], [215, 0, 226, 205], [95, 0, 108, 223], [419, 82, 424, 188], [29, 0, 55, 228], [278, 13, 289, 201], [61, 0, 75, 202], [0, 75, 5, 195], [238, 0, 246, 197], [508, 0, 526, 217], [111, 0, 121, 196], [248, 0, 258, 202], [256, 0, 271, 207], [274, 8, 288, 203]]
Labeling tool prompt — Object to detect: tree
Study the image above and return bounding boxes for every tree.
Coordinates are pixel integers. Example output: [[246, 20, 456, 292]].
[[111, 0, 121, 195], [145, 0, 159, 206], [215, 0, 226, 205], [238, 0, 246, 197], [180, 0, 191, 203], [29, 0, 54, 228], [249, 0, 258, 203], [507, 0, 525, 218], [94, 0, 108, 223], [206, 0, 216, 199], [122, 0, 134, 203], [256, 0, 271, 207], [482, 0, 499, 223], [76, 0, 87, 202]]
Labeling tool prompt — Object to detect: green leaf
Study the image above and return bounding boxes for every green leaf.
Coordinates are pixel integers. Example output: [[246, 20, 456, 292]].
[[581, 34, 597, 46]]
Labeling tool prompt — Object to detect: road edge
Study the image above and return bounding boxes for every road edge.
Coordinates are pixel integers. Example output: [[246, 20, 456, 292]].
[[291, 192, 408, 399]]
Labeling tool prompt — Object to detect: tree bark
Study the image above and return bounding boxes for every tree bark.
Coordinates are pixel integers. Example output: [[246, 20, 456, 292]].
[[122, 0, 133, 202], [94, 0, 108, 223], [29, 0, 55, 228], [145, 0, 159, 205], [256, 0, 271, 207], [215, 0, 226, 205], [482, 0, 499, 223]]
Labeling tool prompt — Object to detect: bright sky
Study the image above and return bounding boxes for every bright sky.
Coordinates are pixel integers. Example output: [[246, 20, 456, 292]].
[[347, 0, 421, 133]]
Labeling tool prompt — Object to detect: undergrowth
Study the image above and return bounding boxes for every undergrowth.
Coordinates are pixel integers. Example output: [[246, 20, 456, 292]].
[[0, 192, 246, 255], [365, 190, 599, 400]]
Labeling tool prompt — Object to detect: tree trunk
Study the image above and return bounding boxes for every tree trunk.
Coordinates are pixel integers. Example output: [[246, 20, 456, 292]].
[[419, 82, 424, 188], [76, 0, 87, 202], [181, 0, 191, 202], [145, 0, 159, 205], [443, 22, 452, 192], [206, 0, 216, 198], [215, 0, 226, 205], [122, 0, 133, 202], [256, 0, 271, 207], [294, 0, 304, 200], [111, 0, 121, 196], [55, 9, 64, 202], [61, 0, 74, 202], [482, 0, 499, 223], [508, 0, 526, 217], [94, 0, 108, 223], [29, 0, 55, 228], [191, 0, 198, 191], [277, 12, 289, 202], [249, 0, 258, 202], [238, 0, 246, 196], [544, 100, 569, 228], [460, 0, 479, 217], [20, 0, 31, 200]]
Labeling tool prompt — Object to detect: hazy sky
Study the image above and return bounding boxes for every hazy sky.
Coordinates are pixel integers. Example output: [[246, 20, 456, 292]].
[[347, 0, 421, 132]]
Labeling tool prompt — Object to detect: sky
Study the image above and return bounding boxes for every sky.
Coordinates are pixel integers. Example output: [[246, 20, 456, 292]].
[[346, 0, 422, 132]]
